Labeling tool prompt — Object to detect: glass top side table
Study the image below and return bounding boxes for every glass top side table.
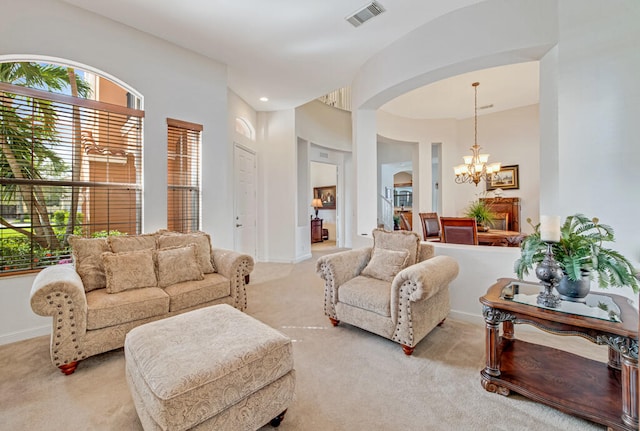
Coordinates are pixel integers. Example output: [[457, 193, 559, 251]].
[[480, 278, 638, 431]]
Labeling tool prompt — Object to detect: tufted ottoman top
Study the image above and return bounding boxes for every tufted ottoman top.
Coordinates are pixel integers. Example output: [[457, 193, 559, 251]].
[[125, 304, 293, 431]]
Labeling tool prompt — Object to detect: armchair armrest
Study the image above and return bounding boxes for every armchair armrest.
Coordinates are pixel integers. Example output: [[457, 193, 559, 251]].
[[211, 248, 254, 310], [316, 247, 372, 319], [390, 256, 459, 323], [30, 264, 88, 370], [394, 256, 459, 302]]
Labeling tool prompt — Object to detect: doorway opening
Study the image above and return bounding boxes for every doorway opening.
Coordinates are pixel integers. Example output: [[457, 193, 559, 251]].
[[310, 161, 338, 251]]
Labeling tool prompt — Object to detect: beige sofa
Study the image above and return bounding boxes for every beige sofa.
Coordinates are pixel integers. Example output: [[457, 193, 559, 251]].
[[30, 231, 254, 375]]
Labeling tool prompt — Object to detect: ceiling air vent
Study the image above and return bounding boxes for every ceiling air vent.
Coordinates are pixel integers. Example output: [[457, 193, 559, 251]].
[[346, 1, 385, 27]]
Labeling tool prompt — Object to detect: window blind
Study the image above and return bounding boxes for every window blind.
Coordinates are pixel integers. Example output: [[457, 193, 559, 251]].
[[167, 118, 201, 233], [0, 81, 144, 274]]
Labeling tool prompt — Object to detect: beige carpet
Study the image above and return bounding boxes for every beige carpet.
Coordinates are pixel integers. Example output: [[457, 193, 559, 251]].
[[0, 249, 606, 430]]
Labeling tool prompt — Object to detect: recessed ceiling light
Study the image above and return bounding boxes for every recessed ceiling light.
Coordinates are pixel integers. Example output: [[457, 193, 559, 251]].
[[259, 97, 269, 102]]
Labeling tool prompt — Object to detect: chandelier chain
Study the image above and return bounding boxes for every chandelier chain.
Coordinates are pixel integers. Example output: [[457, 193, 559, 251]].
[[453, 82, 501, 187]]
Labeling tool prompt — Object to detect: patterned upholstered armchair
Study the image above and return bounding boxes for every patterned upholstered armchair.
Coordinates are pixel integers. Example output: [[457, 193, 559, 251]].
[[316, 229, 459, 355]]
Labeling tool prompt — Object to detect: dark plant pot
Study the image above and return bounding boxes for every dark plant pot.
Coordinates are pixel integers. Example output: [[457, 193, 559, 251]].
[[556, 270, 591, 302]]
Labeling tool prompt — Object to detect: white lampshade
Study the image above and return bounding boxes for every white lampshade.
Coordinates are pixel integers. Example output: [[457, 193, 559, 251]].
[[311, 198, 323, 208]]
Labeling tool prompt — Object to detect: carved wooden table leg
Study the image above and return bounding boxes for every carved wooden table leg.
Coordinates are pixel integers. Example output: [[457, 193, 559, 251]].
[[481, 306, 512, 396], [620, 349, 638, 429], [608, 346, 621, 370], [502, 320, 514, 340], [484, 320, 500, 377]]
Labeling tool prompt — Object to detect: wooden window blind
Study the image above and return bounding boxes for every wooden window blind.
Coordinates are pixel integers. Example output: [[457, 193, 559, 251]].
[[0, 81, 144, 275], [167, 118, 201, 233]]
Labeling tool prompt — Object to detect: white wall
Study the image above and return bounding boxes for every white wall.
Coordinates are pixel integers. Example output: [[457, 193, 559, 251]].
[[257, 110, 297, 263], [555, 0, 640, 269], [296, 101, 352, 152], [0, 0, 231, 344], [454, 104, 540, 232]]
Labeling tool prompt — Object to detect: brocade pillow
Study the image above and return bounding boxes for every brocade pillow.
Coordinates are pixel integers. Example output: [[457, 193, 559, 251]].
[[361, 248, 410, 282], [371, 228, 421, 267], [154, 244, 204, 288], [101, 249, 157, 293], [68, 236, 110, 292], [108, 234, 157, 253], [157, 232, 215, 274]]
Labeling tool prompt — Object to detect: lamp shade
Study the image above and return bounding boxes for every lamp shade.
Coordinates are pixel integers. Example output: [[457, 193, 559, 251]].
[[311, 198, 323, 208]]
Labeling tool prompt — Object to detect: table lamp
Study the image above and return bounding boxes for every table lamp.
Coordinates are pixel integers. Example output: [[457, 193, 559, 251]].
[[311, 198, 323, 219]]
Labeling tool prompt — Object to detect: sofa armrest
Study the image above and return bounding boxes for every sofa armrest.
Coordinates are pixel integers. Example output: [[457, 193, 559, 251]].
[[211, 248, 254, 310], [30, 264, 88, 369], [316, 247, 372, 319]]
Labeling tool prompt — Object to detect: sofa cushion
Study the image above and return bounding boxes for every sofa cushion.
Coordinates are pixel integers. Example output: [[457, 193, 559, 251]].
[[68, 236, 110, 292], [157, 232, 215, 274], [371, 228, 420, 266], [338, 275, 391, 317], [155, 244, 204, 288], [164, 273, 231, 312], [108, 234, 157, 253], [361, 248, 409, 282], [86, 287, 170, 330], [102, 249, 158, 293]]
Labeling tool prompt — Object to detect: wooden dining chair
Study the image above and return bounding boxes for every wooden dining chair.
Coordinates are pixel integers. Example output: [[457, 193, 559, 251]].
[[399, 213, 411, 231], [419, 212, 441, 241], [439, 217, 478, 245], [491, 212, 510, 231]]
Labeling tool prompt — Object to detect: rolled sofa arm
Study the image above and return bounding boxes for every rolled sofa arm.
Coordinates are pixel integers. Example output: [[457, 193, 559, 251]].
[[212, 248, 254, 311], [30, 264, 88, 371], [394, 256, 460, 303], [316, 247, 372, 320]]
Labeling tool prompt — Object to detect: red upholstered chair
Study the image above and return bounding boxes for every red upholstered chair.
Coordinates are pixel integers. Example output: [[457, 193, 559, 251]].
[[439, 217, 478, 245]]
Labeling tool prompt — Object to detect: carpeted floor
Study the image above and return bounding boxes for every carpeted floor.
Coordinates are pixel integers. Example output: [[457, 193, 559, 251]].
[[0, 249, 607, 430]]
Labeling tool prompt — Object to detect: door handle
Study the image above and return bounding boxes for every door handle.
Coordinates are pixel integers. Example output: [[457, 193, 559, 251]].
[[236, 223, 243, 227]]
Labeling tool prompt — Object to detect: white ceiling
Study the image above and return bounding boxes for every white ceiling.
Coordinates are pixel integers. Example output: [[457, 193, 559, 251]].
[[61, 0, 538, 118]]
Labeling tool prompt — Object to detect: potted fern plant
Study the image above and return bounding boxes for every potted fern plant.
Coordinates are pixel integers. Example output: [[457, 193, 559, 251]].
[[514, 214, 639, 301], [464, 199, 494, 232]]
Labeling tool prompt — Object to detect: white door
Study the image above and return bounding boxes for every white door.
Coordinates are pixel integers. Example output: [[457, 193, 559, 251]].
[[234, 145, 257, 257]]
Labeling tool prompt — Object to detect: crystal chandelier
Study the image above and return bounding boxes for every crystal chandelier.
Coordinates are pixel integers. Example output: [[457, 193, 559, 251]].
[[454, 82, 501, 186]]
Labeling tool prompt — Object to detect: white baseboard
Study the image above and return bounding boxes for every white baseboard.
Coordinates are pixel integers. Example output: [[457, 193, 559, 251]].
[[449, 309, 484, 326], [0, 325, 50, 346]]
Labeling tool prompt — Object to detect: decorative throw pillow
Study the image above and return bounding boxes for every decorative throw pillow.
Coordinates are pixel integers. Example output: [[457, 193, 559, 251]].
[[68, 236, 110, 292], [101, 249, 157, 293], [155, 244, 204, 288], [157, 232, 215, 274], [361, 248, 410, 282], [108, 234, 157, 253], [371, 228, 421, 267]]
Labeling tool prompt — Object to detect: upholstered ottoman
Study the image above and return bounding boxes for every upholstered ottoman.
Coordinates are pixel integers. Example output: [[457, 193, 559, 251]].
[[124, 304, 295, 431]]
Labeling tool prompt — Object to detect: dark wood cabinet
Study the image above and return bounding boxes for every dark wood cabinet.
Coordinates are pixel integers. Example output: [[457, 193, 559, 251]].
[[311, 218, 323, 243], [480, 197, 521, 232]]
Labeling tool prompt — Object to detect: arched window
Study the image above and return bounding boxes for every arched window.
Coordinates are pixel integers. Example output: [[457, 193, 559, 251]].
[[235, 117, 255, 140], [0, 59, 144, 275]]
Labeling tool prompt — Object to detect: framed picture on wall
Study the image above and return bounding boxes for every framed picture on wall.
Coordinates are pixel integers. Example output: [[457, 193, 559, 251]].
[[313, 185, 336, 209], [486, 165, 519, 190]]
